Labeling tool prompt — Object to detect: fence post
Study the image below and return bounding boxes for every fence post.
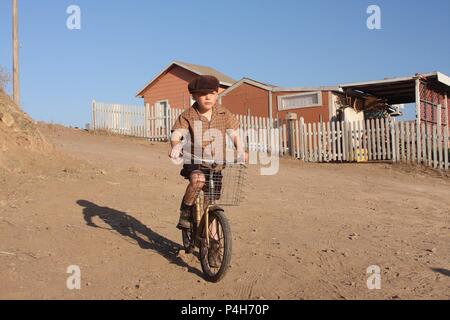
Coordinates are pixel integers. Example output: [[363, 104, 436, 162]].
[[285, 113, 297, 157], [411, 122, 416, 163], [91, 100, 96, 131], [299, 117, 305, 160], [342, 121, 347, 161], [375, 118, 381, 160], [337, 121, 342, 162], [445, 118, 449, 170], [295, 119, 300, 159], [380, 118, 386, 160], [427, 124, 432, 167], [395, 121, 401, 163], [390, 121, 395, 162], [437, 104, 443, 169], [318, 122, 323, 162]]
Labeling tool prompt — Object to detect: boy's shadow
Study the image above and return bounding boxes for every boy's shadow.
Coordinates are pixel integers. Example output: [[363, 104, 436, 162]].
[[77, 200, 203, 278]]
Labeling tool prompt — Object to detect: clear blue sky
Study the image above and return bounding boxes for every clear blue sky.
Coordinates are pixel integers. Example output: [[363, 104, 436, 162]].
[[0, 0, 449, 127]]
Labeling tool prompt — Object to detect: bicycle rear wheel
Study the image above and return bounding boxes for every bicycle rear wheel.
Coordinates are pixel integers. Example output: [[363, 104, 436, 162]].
[[200, 209, 232, 283]]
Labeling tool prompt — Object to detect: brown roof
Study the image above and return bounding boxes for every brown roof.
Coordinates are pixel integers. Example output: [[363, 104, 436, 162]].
[[136, 61, 236, 97], [174, 61, 236, 85]]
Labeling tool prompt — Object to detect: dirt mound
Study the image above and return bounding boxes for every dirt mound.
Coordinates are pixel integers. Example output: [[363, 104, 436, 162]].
[[0, 90, 80, 174]]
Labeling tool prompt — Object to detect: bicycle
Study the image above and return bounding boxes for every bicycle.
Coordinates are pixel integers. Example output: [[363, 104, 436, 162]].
[[179, 152, 247, 283]]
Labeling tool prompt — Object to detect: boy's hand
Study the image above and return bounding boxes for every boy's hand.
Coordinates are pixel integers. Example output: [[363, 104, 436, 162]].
[[169, 143, 183, 164]]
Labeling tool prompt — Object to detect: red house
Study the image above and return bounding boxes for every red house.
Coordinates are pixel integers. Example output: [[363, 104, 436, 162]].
[[219, 77, 342, 123], [136, 61, 236, 111]]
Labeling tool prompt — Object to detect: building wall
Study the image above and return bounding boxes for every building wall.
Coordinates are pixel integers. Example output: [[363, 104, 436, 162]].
[[221, 82, 270, 117], [221, 83, 333, 124], [272, 91, 331, 124], [141, 65, 227, 109]]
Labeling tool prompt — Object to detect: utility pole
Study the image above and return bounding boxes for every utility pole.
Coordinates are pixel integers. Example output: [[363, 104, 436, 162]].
[[12, 0, 20, 106]]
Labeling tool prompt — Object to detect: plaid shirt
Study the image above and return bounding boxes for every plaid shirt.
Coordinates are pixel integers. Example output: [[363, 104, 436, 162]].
[[171, 102, 240, 165]]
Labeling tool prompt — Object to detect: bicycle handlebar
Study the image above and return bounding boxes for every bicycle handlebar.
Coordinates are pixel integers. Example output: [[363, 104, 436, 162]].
[[180, 151, 246, 166]]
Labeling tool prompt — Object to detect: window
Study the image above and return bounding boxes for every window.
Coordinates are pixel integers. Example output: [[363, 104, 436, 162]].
[[156, 100, 168, 129], [277, 92, 322, 111]]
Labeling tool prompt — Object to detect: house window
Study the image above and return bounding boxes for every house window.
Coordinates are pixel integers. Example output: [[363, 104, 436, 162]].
[[278, 92, 322, 111], [156, 100, 168, 129]]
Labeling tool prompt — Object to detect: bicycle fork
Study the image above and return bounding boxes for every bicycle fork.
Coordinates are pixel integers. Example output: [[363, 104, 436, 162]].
[[195, 192, 210, 248]]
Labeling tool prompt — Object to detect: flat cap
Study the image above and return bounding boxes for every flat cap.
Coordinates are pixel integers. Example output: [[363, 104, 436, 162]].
[[188, 75, 220, 94]]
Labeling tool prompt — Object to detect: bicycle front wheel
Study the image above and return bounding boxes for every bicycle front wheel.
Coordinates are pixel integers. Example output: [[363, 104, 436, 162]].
[[200, 209, 232, 283]]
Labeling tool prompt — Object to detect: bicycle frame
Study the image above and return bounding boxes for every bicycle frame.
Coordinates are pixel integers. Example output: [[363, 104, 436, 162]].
[[193, 191, 214, 248]]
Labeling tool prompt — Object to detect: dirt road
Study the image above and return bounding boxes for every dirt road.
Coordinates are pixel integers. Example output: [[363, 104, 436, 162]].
[[1, 124, 449, 299]]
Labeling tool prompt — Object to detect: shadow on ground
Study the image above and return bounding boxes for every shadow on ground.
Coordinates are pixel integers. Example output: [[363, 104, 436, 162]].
[[77, 199, 203, 278], [431, 268, 450, 277]]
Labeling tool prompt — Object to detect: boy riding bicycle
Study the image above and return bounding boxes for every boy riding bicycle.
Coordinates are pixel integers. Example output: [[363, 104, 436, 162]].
[[168, 75, 248, 230]]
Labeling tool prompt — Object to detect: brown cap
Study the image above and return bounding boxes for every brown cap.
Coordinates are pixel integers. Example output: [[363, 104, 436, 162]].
[[188, 75, 220, 94]]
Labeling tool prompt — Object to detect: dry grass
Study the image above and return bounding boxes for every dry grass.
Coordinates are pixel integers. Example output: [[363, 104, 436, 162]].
[[0, 66, 9, 93], [0, 90, 57, 173]]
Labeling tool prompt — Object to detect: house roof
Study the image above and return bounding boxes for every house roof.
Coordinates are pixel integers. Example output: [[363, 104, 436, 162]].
[[220, 71, 450, 105], [136, 61, 237, 97], [219, 77, 341, 97], [340, 71, 450, 104], [219, 77, 277, 96], [272, 86, 342, 92]]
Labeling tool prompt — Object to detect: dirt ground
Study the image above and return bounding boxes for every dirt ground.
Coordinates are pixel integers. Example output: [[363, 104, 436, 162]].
[[1, 123, 449, 300]]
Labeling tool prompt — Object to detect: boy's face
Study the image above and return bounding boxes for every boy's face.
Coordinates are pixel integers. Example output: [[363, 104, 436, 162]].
[[193, 90, 218, 111]]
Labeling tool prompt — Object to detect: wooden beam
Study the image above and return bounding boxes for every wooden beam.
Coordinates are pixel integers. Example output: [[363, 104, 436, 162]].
[[415, 78, 421, 126]]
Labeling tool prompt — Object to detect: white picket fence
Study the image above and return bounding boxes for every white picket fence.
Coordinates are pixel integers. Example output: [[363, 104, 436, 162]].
[[294, 118, 449, 170], [91, 101, 147, 137], [91, 101, 288, 153], [91, 101, 182, 141], [91, 101, 449, 171], [237, 115, 289, 156]]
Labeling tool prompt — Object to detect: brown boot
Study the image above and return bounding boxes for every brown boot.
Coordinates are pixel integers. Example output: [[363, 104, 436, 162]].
[[176, 209, 192, 230]]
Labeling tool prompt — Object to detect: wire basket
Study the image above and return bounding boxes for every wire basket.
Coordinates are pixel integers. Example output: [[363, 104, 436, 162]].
[[203, 164, 247, 206]]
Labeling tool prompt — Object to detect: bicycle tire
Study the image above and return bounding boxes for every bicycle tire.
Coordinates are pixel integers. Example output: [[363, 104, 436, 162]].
[[200, 209, 232, 283]]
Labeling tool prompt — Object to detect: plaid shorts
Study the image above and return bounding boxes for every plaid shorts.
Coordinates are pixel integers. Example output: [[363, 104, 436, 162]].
[[180, 164, 223, 200]]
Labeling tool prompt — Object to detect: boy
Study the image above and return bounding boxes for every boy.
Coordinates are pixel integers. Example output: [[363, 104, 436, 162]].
[[169, 75, 247, 230]]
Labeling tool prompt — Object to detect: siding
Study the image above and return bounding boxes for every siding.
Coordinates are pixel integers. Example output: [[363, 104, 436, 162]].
[[221, 82, 270, 117], [273, 91, 331, 123], [221, 82, 333, 123], [142, 65, 227, 109]]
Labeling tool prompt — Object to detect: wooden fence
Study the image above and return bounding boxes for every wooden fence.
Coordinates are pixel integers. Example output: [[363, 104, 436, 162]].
[[292, 118, 449, 170], [237, 115, 288, 156], [91, 101, 182, 141], [91, 101, 449, 171], [92, 101, 147, 137], [91, 101, 287, 153]]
